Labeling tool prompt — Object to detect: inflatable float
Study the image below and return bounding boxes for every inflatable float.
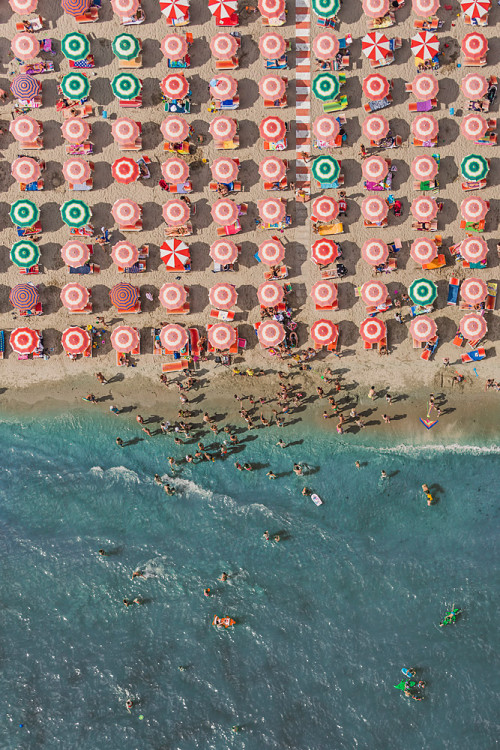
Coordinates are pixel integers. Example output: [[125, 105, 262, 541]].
[[213, 616, 235, 628], [311, 493, 323, 506]]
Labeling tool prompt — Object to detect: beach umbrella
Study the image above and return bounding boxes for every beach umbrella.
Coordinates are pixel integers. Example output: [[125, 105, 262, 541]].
[[112, 33, 141, 61], [311, 196, 339, 223], [310, 319, 337, 347], [312, 33, 339, 61], [161, 116, 190, 143], [411, 113, 439, 140], [61, 0, 90, 15], [112, 199, 141, 226], [111, 241, 139, 268], [10, 240, 40, 269], [410, 316, 437, 343], [112, 157, 140, 184], [160, 0, 190, 22], [109, 283, 139, 312], [362, 31, 392, 62], [61, 117, 90, 144], [207, 322, 237, 350], [110, 326, 140, 353], [461, 277, 488, 305], [462, 32, 488, 60], [257, 320, 286, 348], [211, 199, 239, 226], [461, 154, 489, 182], [161, 34, 188, 61], [410, 238, 438, 264], [359, 317, 386, 344], [411, 196, 439, 221], [9, 0, 38, 11], [363, 0, 389, 17], [10, 327, 39, 355], [461, 113, 488, 141], [161, 74, 190, 100], [461, 196, 488, 222], [210, 239, 239, 265], [163, 199, 191, 226], [61, 32, 90, 61], [362, 113, 389, 141], [210, 74, 237, 101], [460, 237, 488, 263], [409, 277, 437, 305], [312, 72, 340, 102], [159, 324, 189, 351], [361, 197, 389, 224], [62, 158, 91, 184], [10, 74, 40, 101], [460, 313, 487, 341], [460, 0, 490, 17], [162, 157, 190, 184], [258, 0, 286, 16], [11, 33, 40, 61], [160, 239, 191, 270], [60, 282, 89, 311], [411, 31, 439, 61], [60, 240, 90, 268], [311, 0, 341, 18], [259, 33, 287, 60], [60, 72, 90, 102], [258, 238, 285, 265], [11, 156, 41, 184], [211, 157, 239, 183], [209, 283, 237, 310], [258, 198, 286, 223], [258, 280, 284, 307], [311, 238, 339, 266], [362, 155, 389, 182], [411, 72, 439, 101], [111, 0, 139, 16], [111, 73, 141, 101], [9, 115, 40, 143], [209, 0, 238, 19], [159, 282, 188, 310], [210, 33, 238, 60], [259, 116, 286, 143], [311, 155, 341, 184], [10, 283, 39, 312], [209, 116, 237, 141], [360, 280, 388, 306], [313, 115, 340, 143], [259, 75, 286, 101], [10, 199, 39, 228], [259, 156, 286, 182], [412, 0, 440, 15], [311, 280, 337, 307], [362, 74, 390, 101], [61, 327, 91, 355], [111, 118, 140, 145], [461, 73, 488, 100], [411, 155, 439, 181], [60, 200, 91, 228], [361, 238, 389, 265]]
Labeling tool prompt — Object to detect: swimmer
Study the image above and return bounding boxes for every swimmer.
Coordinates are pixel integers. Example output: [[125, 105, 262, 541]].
[[220, 572, 228, 582], [243, 463, 253, 472], [355, 461, 360, 469], [99, 549, 107, 556], [132, 598, 142, 605], [263, 530, 270, 541], [302, 487, 311, 496], [136, 415, 144, 425], [276, 439, 287, 448], [266, 471, 277, 479], [126, 699, 133, 712], [204, 588, 211, 597], [234, 462, 244, 471], [116, 437, 124, 447], [123, 599, 132, 606], [381, 470, 387, 479], [142, 427, 152, 437], [185, 455, 193, 463], [154, 474, 162, 485], [422, 483, 433, 505], [132, 571, 144, 579], [164, 484, 175, 495], [274, 535, 280, 542], [293, 464, 303, 476]]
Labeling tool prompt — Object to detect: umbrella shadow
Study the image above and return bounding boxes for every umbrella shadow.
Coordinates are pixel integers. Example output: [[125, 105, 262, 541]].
[[238, 119, 259, 149], [188, 240, 209, 273], [40, 201, 64, 233], [142, 200, 163, 231], [339, 320, 359, 348], [341, 158, 361, 190], [438, 155, 457, 190], [141, 120, 162, 151], [188, 284, 209, 314], [91, 120, 114, 152], [88, 34, 113, 67], [392, 159, 409, 192], [189, 73, 210, 109], [239, 34, 260, 67], [487, 156, 500, 189], [40, 241, 63, 272], [142, 38, 163, 69], [435, 314, 460, 344], [93, 160, 113, 191], [438, 117, 460, 147], [91, 78, 113, 107], [440, 197, 458, 226], [240, 158, 260, 191], [391, 116, 411, 145], [42, 120, 64, 150]]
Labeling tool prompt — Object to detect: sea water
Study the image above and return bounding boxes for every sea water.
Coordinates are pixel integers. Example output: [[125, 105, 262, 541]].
[[0, 411, 498, 749]]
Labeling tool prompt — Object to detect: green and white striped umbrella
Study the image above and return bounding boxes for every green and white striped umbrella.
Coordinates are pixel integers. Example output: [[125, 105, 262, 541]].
[[60, 72, 91, 101], [409, 278, 438, 306], [112, 33, 141, 61], [312, 72, 340, 102], [111, 72, 141, 101], [460, 153, 489, 182], [311, 0, 341, 18], [9, 199, 39, 228], [60, 200, 92, 228], [311, 155, 341, 184], [10, 239, 40, 269], [61, 32, 90, 61]]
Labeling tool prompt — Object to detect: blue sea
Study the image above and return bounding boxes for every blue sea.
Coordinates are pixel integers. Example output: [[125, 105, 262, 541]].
[[0, 410, 498, 749]]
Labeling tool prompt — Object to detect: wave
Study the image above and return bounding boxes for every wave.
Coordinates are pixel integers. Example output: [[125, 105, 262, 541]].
[[377, 442, 500, 456], [90, 466, 141, 483]]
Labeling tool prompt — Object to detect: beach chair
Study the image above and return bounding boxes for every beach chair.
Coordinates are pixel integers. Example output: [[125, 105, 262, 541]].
[[189, 328, 200, 359], [75, 8, 99, 22], [485, 282, 497, 310], [421, 336, 438, 360], [461, 347, 486, 363], [422, 254, 446, 270], [447, 277, 460, 305], [453, 330, 465, 347]]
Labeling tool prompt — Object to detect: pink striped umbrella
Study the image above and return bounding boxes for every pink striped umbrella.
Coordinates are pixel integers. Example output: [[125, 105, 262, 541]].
[[362, 113, 389, 141], [111, 0, 139, 16], [410, 237, 438, 264], [311, 280, 337, 307], [163, 199, 190, 226], [210, 33, 238, 59], [211, 199, 239, 226], [312, 33, 340, 61], [360, 317, 386, 343], [209, 116, 237, 141], [411, 72, 439, 101], [361, 197, 389, 223], [161, 34, 188, 61], [11, 33, 40, 61], [311, 239, 339, 266], [258, 0, 286, 17], [461, 196, 488, 222], [361, 238, 389, 265], [61, 240, 90, 268], [258, 238, 285, 265], [259, 116, 286, 142], [111, 241, 139, 268], [412, 0, 440, 16], [310, 319, 337, 347], [461, 0, 491, 18], [259, 33, 287, 60], [209, 282, 238, 309], [110, 326, 140, 352], [360, 280, 388, 306], [257, 320, 285, 348], [411, 113, 439, 140], [313, 115, 340, 143], [159, 282, 188, 310], [161, 74, 189, 99], [411, 196, 439, 221], [111, 117, 140, 144], [160, 324, 189, 351], [411, 31, 440, 61], [411, 155, 439, 181], [10, 327, 39, 354], [9, 116, 40, 143], [461, 113, 488, 140], [258, 199, 286, 223], [61, 117, 91, 144], [461, 73, 488, 100], [60, 282, 89, 311], [460, 237, 488, 263], [259, 75, 286, 100], [311, 196, 339, 222], [112, 157, 140, 184], [62, 158, 91, 184], [210, 74, 237, 101], [11, 156, 41, 183], [362, 0, 389, 18], [61, 327, 91, 355], [162, 157, 190, 184], [410, 315, 437, 342], [362, 73, 390, 101], [460, 277, 488, 305], [462, 32, 488, 60], [9, 0, 39, 12], [112, 199, 141, 226], [210, 239, 239, 264], [259, 156, 286, 182], [208, 322, 237, 350], [258, 280, 284, 307], [362, 156, 389, 182], [460, 313, 487, 340], [161, 116, 190, 142], [211, 157, 239, 183]]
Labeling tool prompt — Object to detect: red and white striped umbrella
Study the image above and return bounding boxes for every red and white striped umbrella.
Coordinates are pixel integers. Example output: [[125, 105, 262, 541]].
[[411, 72, 439, 101], [111, 0, 139, 16], [211, 198, 239, 226], [311, 280, 337, 307], [411, 154, 438, 181], [110, 325, 140, 352], [461, 73, 488, 100], [10, 327, 39, 354], [161, 34, 188, 61], [211, 157, 239, 183], [259, 156, 286, 182], [209, 0, 238, 19], [360, 280, 388, 306], [462, 32, 488, 60], [208, 322, 237, 350], [112, 157, 140, 184], [257, 320, 286, 348], [259, 116, 286, 142], [461, 0, 491, 18], [9, 115, 40, 143], [362, 0, 389, 18], [411, 196, 439, 221], [310, 319, 337, 347], [61, 326, 91, 355], [259, 75, 286, 101], [460, 236, 488, 263], [160, 324, 188, 351], [412, 0, 440, 16], [160, 0, 190, 21], [160, 239, 190, 270], [163, 199, 190, 226], [60, 282, 89, 311], [61, 117, 90, 144], [11, 156, 41, 183], [459, 313, 487, 340], [210, 239, 239, 264], [311, 196, 339, 222], [159, 282, 188, 310], [360, 316, 386, 343], [410, 237, 438, 264], [410, 315, 437, 343], [461, 113, 488, 140], [111, 117, 140, 144], [460, 277, 488, 305], [11, 33, 40, 61], [62, 158, 91, 184], [362, 113, 389, 140], [210, 33, 238, 59], [361, 197, 389, 223], [161, 116, 190, 142], [209, 282, 238, 309], [361, 31, 393, 62], [258, 238, 285, 265], [61, 240, 90, 268], [362, 156, 389, 182], [361, 238, 389, 265], [259, 33, 287, 60], [112, 199, 141, 226], [162, 157, 190, 184], [312, 33, 340, 61], [461, 196, 489, 222], [411, 113, 439, 140], [258, 0, 286, 17], [258, 280, 284, 307], [311, 239, 339, 266], [210, 74, 237, 101], [258, 199, 286, 223], [411, 31, 440, 61], [209, 116, 237, 141], [161, 74, 189, 99], [362, 74, 390, 101], [313, 115, 340, 143], [9, 0, 39, 12], [111, 241, 139, 268]]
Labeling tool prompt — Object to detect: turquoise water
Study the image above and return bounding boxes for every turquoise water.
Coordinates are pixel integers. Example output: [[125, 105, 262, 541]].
[[0, 411, 498, 749]]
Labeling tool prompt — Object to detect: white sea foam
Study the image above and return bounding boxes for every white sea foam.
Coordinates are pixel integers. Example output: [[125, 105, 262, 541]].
[[378, 442, 500, 456], [89, 465, 141, 483]]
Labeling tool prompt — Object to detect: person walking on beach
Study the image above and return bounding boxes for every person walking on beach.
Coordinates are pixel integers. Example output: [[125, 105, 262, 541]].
[[136, 415, 144, 425], [368, 386, 376, 400], [382, 414, 391, 424], [95, 372, 108, 385]]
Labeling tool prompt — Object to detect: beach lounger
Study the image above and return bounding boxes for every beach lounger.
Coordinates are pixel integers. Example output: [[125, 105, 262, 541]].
[[485, 282, 497, 310], [453, 331, 465, 347], [461, 348, 486, 363], [210, 309, 235, 321], [189, 328, 200, 359], [422, 254, 446, 270], [447, 277, 460, 305], [420, 336, 438, 360], [0, 331, 4, 360]]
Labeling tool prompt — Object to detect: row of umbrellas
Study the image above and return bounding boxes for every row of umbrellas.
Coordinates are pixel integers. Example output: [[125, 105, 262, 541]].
[[363, 0, 491, 19]]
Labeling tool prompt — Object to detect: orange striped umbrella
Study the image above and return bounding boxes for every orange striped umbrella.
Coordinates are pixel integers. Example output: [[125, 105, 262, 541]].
[[257, 320, 285, 348], [257, 280, 284, 307]]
